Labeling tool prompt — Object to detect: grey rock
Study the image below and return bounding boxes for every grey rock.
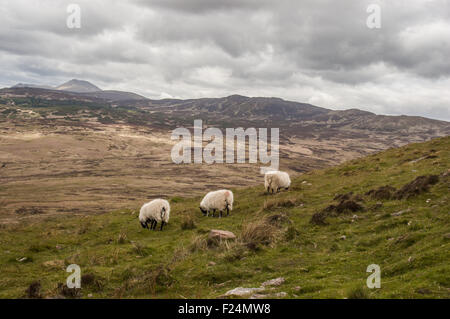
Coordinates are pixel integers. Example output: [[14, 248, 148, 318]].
[[222, 287, 265, 298], [208, 229, 236, 241], [261, 277, 285, 287]]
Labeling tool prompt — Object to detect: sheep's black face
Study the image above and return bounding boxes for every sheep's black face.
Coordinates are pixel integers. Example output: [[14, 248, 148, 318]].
[[200, 207, 207, 216]]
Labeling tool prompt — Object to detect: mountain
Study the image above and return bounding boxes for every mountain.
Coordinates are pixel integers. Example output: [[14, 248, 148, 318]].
[[11, 83, 53, 90], [139, 95, 450, 138], [1, 86, 449, 139], [151, 94, 329, 120], [8, 79, 147, 101], [55, 79, 101, 93]]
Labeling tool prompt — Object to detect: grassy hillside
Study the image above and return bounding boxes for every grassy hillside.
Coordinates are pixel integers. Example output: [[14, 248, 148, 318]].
[[0, 137, 449, 299]]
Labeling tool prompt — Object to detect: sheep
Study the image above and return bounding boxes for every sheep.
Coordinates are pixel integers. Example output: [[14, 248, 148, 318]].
[[264, 170, 291, 194], [139, 199, 170, 231], [199, 189, 234, 218]]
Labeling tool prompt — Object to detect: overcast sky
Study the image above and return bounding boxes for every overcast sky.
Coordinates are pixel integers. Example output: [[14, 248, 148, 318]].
[[1, 0, 449, 120]]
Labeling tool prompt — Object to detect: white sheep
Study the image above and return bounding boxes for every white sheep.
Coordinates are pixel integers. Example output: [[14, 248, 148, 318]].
[[139, 199, 170, 231], [199, 189, 234, 218], [264, 170, 291, 194]]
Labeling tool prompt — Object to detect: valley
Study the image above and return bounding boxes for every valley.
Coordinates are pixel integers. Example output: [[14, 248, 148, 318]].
[[0, 85, 449, 223]]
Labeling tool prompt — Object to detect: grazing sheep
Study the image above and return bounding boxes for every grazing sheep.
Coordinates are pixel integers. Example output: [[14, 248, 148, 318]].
[[139, 199, 170, 231], [264, 170, 291, 194], [200, 189, 234, 218]]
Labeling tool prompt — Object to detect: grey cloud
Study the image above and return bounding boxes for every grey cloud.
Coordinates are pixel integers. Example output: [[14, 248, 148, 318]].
[[0, 0, 449, 120], [135, 0, 272, 14]]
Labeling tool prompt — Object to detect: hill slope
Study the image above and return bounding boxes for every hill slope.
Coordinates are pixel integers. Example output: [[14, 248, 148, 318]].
[[12, 83, 53, 90], [0, 137, 448, 298], [2, 86, 449, 139]]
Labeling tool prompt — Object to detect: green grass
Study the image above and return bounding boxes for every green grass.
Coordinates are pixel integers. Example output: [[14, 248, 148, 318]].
[[0, 137, 449, 298]]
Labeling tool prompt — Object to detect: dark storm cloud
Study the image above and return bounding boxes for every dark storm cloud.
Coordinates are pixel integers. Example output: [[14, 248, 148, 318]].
[[135, 0, 271, 14], [0, 0, 449, 120]]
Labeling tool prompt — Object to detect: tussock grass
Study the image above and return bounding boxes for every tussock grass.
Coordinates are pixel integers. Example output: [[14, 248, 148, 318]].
[[347, 286, 370, 299], [180, 216, 196, 230], [240, 220, 278, 249]]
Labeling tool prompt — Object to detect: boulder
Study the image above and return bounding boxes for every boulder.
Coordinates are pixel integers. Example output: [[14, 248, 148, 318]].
[[222, 287, 264, 298], [391, 208, 411, 216], [261, 277, 285, 287], [208, 230, 236, 241]]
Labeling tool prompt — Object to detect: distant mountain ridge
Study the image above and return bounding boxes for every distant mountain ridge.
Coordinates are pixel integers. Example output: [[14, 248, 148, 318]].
[[2, 81, 449, 139], [9, 79, 147, 101], [12, 83, 54, 90], [136, 94, 449, 137]]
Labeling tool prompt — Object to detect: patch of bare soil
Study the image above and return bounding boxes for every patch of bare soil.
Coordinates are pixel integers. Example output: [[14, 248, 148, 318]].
[[56, 283, 81, 298], [311, 197, 365, 225], [365, 186, 397, 200], [15, 207, 44, 215], [394, 175, 439, 199], [25, 281, 42, 299], [265, 212, 292, 226]]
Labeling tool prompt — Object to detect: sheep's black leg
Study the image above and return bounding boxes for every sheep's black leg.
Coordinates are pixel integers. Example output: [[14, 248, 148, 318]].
[[226, 206, 229, 216], [213, 209, 216, 217], [267, 187, 270, 193], [160, 221, 165, 231]]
